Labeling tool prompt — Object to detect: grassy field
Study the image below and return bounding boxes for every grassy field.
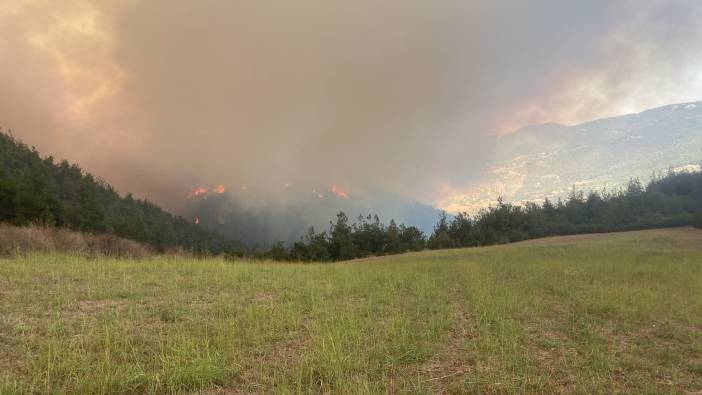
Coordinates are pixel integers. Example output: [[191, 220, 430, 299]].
[[1, 228, 701, 394]]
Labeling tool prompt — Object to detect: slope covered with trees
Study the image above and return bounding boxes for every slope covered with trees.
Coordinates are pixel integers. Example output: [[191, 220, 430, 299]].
[[427, 169, 702, 249], [0, 131, 240, 254], [268, 213, 426, 261], [263, 167, 702, 261], [3, 129, 702, 260]]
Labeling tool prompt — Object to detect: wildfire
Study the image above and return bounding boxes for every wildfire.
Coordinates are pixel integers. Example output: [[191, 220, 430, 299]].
[[187, 185, 226, 199], [194, 216, 200, 225], [330, 184, 349, 199], [188, 187, 208, 199]]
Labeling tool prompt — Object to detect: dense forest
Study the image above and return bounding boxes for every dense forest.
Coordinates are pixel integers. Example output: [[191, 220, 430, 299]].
[[0, 130, 241, 254], [263, 167, 702, 261], [259, 213, 426, 261], [2, 130, 702, 260], [425, 170, 702, 250]]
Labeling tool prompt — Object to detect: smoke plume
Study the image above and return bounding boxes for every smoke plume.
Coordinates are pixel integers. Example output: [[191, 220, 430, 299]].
[[2, 0, 702, 216]]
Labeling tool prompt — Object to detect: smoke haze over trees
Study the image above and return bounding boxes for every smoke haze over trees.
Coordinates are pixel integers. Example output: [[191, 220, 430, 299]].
[[0, 131, 240, 254], [260, 167, 702, 261], [427, 172, 702, 250], [3, 129, 702, 260], [184, 187, 440, 247]]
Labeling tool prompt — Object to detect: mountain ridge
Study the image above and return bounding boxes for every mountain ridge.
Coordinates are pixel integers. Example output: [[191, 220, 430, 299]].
[[445, 100, 702, 213]]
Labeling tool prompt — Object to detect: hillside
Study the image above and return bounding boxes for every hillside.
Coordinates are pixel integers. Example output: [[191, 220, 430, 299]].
[[0, 131, 241, 254], [1, 228, 701, 393], [446, 101, 702, 212], [4, 127, 702, 261], [186, 188, 441, 247]]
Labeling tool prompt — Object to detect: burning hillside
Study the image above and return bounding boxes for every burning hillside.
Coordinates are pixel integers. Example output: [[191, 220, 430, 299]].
[[187, 185, 226, 200]]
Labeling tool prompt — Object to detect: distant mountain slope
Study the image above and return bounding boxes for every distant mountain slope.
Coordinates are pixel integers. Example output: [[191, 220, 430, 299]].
[[446, 101, 702, 213], [185, 188, 441, 247], [0, 131, 241, 253]]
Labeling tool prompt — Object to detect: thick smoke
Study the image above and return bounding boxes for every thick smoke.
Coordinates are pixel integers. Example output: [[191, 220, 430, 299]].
[[2, 0, 702, 216], [185, 187, 442, 247]]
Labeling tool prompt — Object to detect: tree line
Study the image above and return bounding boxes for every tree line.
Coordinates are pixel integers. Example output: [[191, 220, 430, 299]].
[[259, 213, 426, 261], [0, 130, 243, 254], [3, 129, 702, 260], [262, 168, 702, 261], [424, 170, 702, 250]]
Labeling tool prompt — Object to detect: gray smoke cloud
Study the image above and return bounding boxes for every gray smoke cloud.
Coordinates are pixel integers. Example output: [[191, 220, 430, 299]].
[[1, 0, 702, 213]]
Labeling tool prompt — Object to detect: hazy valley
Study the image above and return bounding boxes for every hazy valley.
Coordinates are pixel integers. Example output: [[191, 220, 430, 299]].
[[445, 101, 702, 213]]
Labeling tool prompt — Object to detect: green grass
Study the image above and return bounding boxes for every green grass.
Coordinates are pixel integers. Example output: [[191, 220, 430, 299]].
[[1, 228, 701, 394]]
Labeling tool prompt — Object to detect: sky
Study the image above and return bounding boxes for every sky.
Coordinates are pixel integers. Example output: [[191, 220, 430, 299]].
[[2, 0, 702, 213]]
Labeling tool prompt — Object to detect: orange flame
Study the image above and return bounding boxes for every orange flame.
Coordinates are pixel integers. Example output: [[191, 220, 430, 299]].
[[330, 185, 349, 199], [188, 187, 209, 199], [187, 185, 226, 199]]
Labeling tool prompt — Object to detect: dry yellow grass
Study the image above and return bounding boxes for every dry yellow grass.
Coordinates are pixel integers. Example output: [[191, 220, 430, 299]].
[[0, 224, 152, 258]]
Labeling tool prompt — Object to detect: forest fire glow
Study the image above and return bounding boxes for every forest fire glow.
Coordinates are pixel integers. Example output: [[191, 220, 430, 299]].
[[187, 185, 226, 199], [330, 185, 349, 199], [187, 187, 208, 199]]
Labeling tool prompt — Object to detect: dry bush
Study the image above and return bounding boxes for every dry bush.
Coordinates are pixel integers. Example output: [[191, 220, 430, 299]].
[[0, 223, 54, 255], [86, 234, 153, 258], [164, 245, 189, 257], [50, 227, 89, 255], [0, 223, 154, 258]]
